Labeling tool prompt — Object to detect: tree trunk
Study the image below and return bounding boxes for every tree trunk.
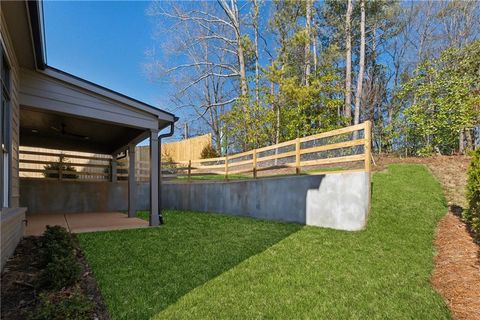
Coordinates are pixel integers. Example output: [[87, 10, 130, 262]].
[[466, 128, 474, 151], [354, 0, 365, 125], [459, 129, 465, 154], [312, 25, 317, 74], [253, 0, 260, 105], [304, 0, 312, 86], [237, 38, 248, 97], [271, 81, 280, 145], [345, 0, 353, 123], [222, 0, 248, 97]]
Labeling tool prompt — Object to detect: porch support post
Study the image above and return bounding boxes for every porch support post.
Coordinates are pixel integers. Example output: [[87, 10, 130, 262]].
[[110, 158, 117, 182], [128, 144, 136, 218], [149, 129, 160, 226]]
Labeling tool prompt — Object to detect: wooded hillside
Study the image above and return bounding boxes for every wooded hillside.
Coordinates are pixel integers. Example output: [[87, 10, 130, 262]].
[[145, 0, 479, 156]]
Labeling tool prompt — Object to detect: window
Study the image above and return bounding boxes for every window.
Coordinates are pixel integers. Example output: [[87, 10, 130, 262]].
[[1, 45, 10, 208]]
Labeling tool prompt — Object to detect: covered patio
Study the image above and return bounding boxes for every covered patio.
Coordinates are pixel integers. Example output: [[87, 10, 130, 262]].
[[19, 66, 176, 227]]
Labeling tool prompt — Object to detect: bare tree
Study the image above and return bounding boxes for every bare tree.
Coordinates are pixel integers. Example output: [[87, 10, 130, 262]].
[[253, 0, 260, 105], [145, 1, 242, 153], [438, 0, 480, 49], [344, 0, 353, 123], [354, 0, 365, 125], [304, 0, 312, 86], [218, 0, 248, 97]]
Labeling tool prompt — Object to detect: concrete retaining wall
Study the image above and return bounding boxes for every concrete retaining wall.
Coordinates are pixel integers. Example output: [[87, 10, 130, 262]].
[[162, 175, 322, 224], [20, 179, 149, 214], [20, 171, 370, 231], [162, 172, 370, 230]]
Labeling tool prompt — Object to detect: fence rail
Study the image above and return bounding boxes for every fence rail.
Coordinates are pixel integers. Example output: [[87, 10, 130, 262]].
[[19, 121, 371, 181], [160, 121, 371, 180]]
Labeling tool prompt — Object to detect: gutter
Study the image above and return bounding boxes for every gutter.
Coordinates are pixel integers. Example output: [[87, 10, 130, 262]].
[[157, 119, 177, 225], [27, 0, 46, 70]]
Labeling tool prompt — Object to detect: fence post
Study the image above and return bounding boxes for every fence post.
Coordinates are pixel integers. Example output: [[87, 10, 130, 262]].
[[188, 160, 191, 181], [224, 155, 229, 180], [364, 120, 372, 173], [58, 156, 63, 181], [295, 138, 301, 175], [252, 149, 257, 179]]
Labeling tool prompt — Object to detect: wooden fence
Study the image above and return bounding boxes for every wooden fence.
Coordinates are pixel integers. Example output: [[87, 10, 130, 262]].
[[161, 121, 371, 180], [18, 121, 371, 181], [161, 133, 212, 161]]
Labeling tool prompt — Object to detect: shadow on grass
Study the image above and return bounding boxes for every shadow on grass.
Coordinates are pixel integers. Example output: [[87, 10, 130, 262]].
[[77, 210, 302, 320], [151, 164, 451, 319]]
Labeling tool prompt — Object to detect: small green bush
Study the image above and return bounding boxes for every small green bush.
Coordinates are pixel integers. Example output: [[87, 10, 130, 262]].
[[33, 291, 93, 320], [41, 226, 75, 262], [465, 148, 480, 239], [201, 144, 220, 159], [39, 226, 80, 290], [43, 155, 78, 179], [161, 151, 177, 173], [40, 255, 81, 290]]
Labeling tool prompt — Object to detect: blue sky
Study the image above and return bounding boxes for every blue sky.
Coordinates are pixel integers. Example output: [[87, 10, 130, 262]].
[[43, 1, 171, 111], [43, 0, 273, 141]]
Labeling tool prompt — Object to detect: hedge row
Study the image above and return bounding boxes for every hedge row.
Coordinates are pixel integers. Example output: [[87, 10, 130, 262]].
[[465, 148, 480, 240]]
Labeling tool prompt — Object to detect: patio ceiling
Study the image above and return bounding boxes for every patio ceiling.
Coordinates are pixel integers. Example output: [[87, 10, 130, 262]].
[[19, 67, 176, 155], [20, 107, 145, 154]]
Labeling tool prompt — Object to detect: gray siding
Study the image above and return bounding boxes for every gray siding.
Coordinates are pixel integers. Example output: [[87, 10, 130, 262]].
[[1, 10, 24, 270], [1, 208, 26, 270], [1, 10, 20, 208]]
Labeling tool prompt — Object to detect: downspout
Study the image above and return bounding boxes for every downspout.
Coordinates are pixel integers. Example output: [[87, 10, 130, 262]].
[[157, 119, 177, 224]]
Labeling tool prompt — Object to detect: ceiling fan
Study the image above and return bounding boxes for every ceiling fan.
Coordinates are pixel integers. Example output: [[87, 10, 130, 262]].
[[50, 123, 89, 140]]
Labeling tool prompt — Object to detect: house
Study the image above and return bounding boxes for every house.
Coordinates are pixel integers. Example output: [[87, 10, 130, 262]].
[[0, 0, 177, 269]]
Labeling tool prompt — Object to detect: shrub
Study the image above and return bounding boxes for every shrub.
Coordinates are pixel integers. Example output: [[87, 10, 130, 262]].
[[43, 155, 78, 179], [41, 226, 75, 264], [33, 291, 93, 320], [161, 151, 177, 173], [201, 144, 220, 159], [39, 226, 80, 290], [465, 148, 480, 239], [40, 255, 81, 290]]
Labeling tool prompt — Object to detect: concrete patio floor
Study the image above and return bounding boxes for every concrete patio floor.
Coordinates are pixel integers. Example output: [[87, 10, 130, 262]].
[[26, 212, 149, 236]]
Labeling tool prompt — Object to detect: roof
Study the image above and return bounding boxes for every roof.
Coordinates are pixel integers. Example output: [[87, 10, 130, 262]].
[[25, 0, 177, 124]]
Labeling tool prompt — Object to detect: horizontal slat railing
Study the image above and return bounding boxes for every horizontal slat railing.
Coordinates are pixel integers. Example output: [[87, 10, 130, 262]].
[[19, 121, 372, 182], [19, 148, 113, 181], [19, 150, 110, 161], [19, 159, 110, 168]]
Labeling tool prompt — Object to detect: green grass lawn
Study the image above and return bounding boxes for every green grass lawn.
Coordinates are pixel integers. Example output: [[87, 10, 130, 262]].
[[78, 164, 450, 319]]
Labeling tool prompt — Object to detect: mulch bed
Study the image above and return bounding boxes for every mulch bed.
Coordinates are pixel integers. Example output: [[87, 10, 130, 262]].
[[432, 212, 480, 320], [1, 236, 109, 320]]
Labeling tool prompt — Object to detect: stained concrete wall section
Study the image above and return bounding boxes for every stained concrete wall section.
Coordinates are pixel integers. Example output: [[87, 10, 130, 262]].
[[20, 171, 371, 231], [20, 179, 149, 214], [162, 175, 325, 224]]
